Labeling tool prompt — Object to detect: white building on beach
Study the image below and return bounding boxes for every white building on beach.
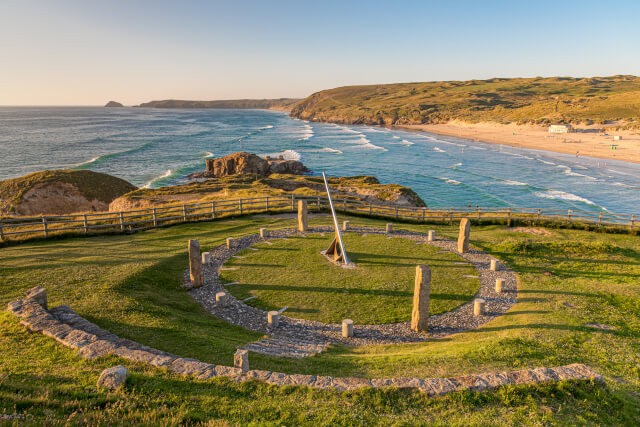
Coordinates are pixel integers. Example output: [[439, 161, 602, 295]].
[[548, 124, 572, 133]]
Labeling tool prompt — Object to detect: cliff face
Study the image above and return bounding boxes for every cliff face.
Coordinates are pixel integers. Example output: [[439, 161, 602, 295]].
[[0, 170, 137, 216], [290, 76, 640, 127], [190, 152, 309, 179]]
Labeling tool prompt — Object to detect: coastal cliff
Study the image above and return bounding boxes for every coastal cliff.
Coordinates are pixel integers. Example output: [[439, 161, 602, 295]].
[[137, 98, 300, 110], [0, 170, 137, 216], [104, 101, 124, 107], [290, 75, 640, 128]]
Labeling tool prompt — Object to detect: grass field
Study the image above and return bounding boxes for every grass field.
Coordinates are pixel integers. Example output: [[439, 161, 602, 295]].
[[221, 233, 479, 324], [1, 214, 640, 424], [290, 75, 640, 128]]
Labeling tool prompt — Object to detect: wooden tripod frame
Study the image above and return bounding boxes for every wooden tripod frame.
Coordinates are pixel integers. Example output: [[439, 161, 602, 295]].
[[325, 231, 345, 262]]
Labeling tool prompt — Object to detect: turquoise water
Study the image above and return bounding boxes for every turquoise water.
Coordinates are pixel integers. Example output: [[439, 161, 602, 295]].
[[1, 107, 639, 214]]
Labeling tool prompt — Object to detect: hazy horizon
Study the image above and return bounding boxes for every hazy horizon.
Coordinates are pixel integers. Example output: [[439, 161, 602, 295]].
[[2, 0, 639, 106]]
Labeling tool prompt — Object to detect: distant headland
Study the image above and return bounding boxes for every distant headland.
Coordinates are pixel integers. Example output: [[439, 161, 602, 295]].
[[136, 98, 300, 111], [104, 101, 124, 107]]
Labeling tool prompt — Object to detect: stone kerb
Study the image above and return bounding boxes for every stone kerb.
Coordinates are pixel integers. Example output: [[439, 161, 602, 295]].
[[7, 287, 603, 395]]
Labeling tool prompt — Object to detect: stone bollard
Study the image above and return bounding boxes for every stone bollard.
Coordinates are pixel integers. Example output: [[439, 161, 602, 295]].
[[298, 200, 308, 232], [216, 292, 229, 307], [268, 311, 280, 328], [411, 265, 431, 332], [495, 279, 504, 293], [234, 349, 249, 372], [26, 286, 47, 310], [260, 228, 267, 239], [189, 239, 203, 288], [342, 319, 354, 338], [427, 230, 436, 242], [96, 365, 129, 390], [202, 252, 211, 265], [490, 259, 499, 271], [226, 237, 233, 249], [386, 223, 393, 233], [342, 220, 349, 231], [474, 298, 485, 316], [458, 218, 470, 253]]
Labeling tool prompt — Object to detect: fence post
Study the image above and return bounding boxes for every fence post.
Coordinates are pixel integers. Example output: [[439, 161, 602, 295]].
[[369, 203, 372, 216], [265, 197, 269, 212], [422, 207, 426, 222], [395, 206, 399, 219], [42, 216, 48, 238], [316, 195, 320, 211], [343, 199, 347, 212], [599, 212, 603, 225], [567, 210, 572, 225], [83, 214, 88, 234], [291, 194, 295, 212], [239, 199, 243, 215], [182, 205, 187, 222], [507, 207, 511, 226], [119, 212, 125, 232], [632, 215, 636, 227], [0, 220, 4, 241], [153, 208, 158, 228], [477, 206, 480, 219], [537, 208, 541, 221], [449, 208, 453, 225]]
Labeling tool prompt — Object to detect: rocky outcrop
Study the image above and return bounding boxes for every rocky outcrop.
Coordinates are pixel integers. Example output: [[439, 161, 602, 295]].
[[97, 366, 129, 390], [190, 152, 309, 179], [104, 101, 124, 107], [0, 170, 137, 216]]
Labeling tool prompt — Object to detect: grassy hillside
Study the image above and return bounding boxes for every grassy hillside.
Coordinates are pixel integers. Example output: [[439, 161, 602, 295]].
[[0, 169, 137, 215], [1, 215, 639, 423], [138, 98, 300, 110], [290, 75, 640, 128]]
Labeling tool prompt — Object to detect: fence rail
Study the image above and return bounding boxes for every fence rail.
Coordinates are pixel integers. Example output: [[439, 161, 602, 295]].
[[0, 194, 637, 242]]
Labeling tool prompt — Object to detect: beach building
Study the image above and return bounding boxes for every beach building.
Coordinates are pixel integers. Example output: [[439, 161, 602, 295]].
[[548, 124, 572, 133], [613, 135, 622, 141]]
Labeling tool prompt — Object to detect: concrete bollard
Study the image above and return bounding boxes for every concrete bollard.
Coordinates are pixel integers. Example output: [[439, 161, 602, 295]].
[[202, 252, 211, 265], [342, 220, 349, 231], [189, 239, 203, 288], [427, 230, 436, 242], [495, 279, 504, 293], [386, 223, 393, 233], [26, 286, 47, 310], [490, 259, 499, 271], [234, 349, 249, 372], [216, 292, 228, 307], [259, 228, 267, 239], [458, 218, 470, 253], [268, 311, 280, 328], [474, 298, 485, 316], [342, 319, 354, 338], [226, 237, 233, 249], [298, 200, 308, 232], [411, 265, 431, 332]]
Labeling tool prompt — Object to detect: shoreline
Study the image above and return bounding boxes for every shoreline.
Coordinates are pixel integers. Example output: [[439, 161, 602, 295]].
[[392, 122, 640, 165]]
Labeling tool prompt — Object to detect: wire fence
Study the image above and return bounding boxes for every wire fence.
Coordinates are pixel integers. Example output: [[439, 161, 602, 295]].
[[1, 194, 638, 242]]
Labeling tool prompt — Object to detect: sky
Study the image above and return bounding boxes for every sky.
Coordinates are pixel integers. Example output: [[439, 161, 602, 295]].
[[1, 0, 639, 105]]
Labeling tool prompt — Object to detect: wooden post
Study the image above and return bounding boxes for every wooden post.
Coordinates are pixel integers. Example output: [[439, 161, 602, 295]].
[[189, 239, 202, 287], [239, 199, 243, 215], [83, 214, 88, 234], [317, 195, 321, 211], [449, 208, 453, 225], [458, 218, 470, 253], [42, 216, 48, 238], [395, 206, 399, 219], [152, 208, 158, 228], [411, 265, 431, 332], [507, 207, 511, 226], [343, 199, 346, 212], [537, 208, 542, 221], [119, 212, 125, 232], [422, 207, 426, 222], [632, 215, 636, 227], [298, 200, 308, 232], [291, 195, 295, 212], [567, 210, 572, 225], [211, 201, 216, 218], [0, 221, 4, 241], [369, 203, 372, 216], [265, 197, 269, 212], [477, 206, 480, 219], [599, 212, 603, 225], [182, 205, 187, 222]]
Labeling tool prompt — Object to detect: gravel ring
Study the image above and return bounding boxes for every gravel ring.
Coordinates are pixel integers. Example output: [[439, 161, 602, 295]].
[[188, 226, 518, 347]]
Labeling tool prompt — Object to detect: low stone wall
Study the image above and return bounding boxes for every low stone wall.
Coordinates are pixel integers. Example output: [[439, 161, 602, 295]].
[[7, 287, 603, 394]]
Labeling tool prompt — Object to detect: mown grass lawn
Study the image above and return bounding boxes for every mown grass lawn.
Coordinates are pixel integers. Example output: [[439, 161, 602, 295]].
[[1, 214, 640, 424], [221, 233, 479, 324]]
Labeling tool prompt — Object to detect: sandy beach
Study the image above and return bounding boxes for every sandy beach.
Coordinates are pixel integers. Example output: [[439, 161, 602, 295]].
[[397, 122, 640, 165]]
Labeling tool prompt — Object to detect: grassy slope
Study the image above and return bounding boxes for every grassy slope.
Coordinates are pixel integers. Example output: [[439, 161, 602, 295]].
[[221, 233, 479, 324], [1, 215, 640, 424], [0, 169, 137, 211], [290, 75, 640, 127]]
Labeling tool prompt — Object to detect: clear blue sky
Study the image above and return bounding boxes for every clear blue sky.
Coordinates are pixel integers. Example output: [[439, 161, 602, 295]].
[[1, 0, 638, 105]]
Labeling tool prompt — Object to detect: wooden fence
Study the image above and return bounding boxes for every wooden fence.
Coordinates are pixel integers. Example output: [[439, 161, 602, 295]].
[[0, 194, 638, 242]]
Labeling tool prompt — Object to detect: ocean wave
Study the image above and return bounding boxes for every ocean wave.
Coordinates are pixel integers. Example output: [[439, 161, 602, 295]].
[[557, 164, 597, 180], [533, 190, 597, 206], [73, 142, 154, 169], [322, 147, 343, 154], [201, 151, 214, 158], [501, 180, 528, 186], [433, 147, 445, 153], [436, 177, 461, 185], [537, 158, 556, 166], [263, 149, 301, 161], [143, 169, 172, 188], [259, 125, 274, 130], [392, 135, 400, 139], [452, 162, 463, 167], [401, 139, 414, 146]]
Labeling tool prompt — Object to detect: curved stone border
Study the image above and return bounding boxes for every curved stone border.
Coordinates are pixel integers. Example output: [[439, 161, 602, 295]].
[[7, 288, 603, 394], [189, 226, 518, 356]]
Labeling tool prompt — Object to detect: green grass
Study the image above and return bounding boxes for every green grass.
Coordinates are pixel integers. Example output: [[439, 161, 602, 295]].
[[1, 214, 640, 424], [291, 75, 640, 128], [221, 233, 479, 324]]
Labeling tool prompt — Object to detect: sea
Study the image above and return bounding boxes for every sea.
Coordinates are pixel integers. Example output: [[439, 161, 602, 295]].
[[1, 107, 639, 214]]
